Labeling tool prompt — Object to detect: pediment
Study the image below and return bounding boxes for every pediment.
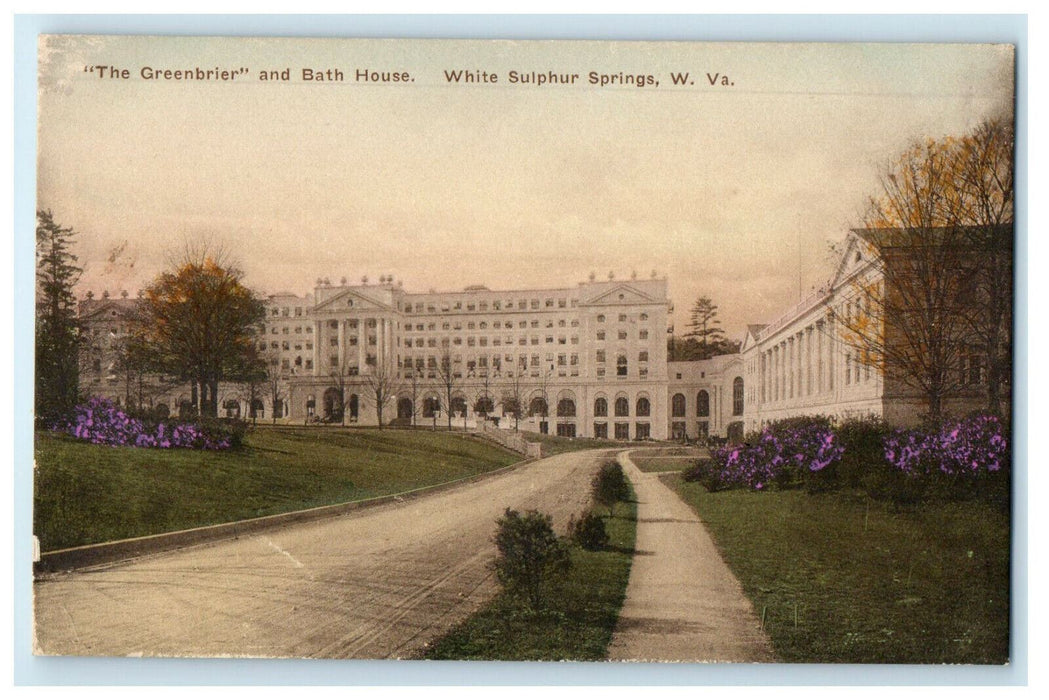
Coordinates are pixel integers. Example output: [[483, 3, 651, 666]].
[[583, 284, 658, 306], [739, 324, 767, 353], [828, 231, 877, 290], [80, 300, 136, 321], [313, 288, 392, 314]]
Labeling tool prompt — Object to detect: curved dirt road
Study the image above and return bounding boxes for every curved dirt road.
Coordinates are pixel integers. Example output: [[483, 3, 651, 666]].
[[34, 449, 607, 659]]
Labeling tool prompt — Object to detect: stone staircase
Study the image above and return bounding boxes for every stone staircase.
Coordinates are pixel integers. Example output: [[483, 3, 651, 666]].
[[477, 421, 542, 459]]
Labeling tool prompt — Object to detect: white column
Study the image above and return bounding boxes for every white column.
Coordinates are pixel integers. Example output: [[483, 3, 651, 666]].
[[379, 318, 387, 368], [358, 319, 365, 371], [338, 319, 346, 371], [312, 320, 321, 374], [816, 324, 823, 394]]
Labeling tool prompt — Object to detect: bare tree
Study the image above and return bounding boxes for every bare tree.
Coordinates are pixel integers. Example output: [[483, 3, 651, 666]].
[[264, 352, 287, 424], [831, 133, 990, 421], [364, 357, 400, 430], [402, 359, 424, 428], [434, 344, 461, 430], [501, 366, 527, 432], [327, 360, 354, 425], [949, 119, 1014, 415], [473, 367, 496, 426], [532, 364, 554, 433]]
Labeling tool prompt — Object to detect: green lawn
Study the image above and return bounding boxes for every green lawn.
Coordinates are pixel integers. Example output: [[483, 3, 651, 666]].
[[34, 426, 519, 552], [668, 474, 1010, 664], [630, 455, 697, 473], [422, 494, 638, 661], [525, 432, 642, 456]]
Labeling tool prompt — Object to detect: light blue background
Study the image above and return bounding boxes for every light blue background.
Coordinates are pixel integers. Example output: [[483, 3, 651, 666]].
[[13, 13, 1029, 686]]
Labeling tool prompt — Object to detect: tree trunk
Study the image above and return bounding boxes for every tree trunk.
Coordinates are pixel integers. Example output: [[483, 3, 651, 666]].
[[927, 391, 943, 424], [209, 380, 220, 418]]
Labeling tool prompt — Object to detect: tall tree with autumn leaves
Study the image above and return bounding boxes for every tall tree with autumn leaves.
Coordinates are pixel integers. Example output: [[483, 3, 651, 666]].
[[830, 119, 1013, 420], [130, 246, 266, 418]]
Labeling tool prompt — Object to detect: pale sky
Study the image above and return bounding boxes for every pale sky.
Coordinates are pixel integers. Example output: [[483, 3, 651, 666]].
[[37, 37, 1014, 339]]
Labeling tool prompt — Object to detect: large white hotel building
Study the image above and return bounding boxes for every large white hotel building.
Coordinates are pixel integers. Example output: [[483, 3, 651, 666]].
[[79, 231, 998, 441]]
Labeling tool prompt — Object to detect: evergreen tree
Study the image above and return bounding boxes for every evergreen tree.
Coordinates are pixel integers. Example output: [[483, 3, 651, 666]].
[[35, 210, 82, 422], [685, 296, 727, 359]]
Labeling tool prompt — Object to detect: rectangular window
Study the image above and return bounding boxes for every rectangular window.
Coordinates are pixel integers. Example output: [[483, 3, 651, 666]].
[[614, 423, 630, 440], [593, 422, 608, 439]]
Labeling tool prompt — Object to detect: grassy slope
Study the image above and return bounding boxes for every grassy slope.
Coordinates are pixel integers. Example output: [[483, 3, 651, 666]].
[[34, 427, 518, 551], [423, 495, 638, 661], [668, 475, 1010, 664]]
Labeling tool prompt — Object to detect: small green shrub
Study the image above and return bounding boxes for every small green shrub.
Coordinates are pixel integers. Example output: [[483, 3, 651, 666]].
[[835, 416, 893, 490], [682, 458, 729, 492], [592, 460, 630, 516], [570, 512, 609, 551], [493, 508, 571, 610], [197, 416, 249, 449]]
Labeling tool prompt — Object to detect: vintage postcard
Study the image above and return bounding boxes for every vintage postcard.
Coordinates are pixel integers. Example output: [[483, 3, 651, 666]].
[[32, 36, 1015, 665]]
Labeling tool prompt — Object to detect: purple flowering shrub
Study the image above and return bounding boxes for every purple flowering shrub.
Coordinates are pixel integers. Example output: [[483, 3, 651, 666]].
[[883, 415, 1008, 477], [879, 414, 1010, 506], [688, 414, 1008, 506], [53, 397, 234, 450], [689, 417, 844, 491]]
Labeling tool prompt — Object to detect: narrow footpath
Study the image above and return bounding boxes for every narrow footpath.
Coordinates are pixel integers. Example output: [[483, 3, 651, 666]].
[[607, 450, 776, 663]]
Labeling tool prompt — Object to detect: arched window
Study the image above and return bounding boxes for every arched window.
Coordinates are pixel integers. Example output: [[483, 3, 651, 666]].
[[528, 396, 549, 417], [697, 390, 710, 417], [450, 395, 468, 416], [594, 397, 608, 417], [733, 377, 744, 416], [556, 399, 576, 417], [423, 396, 440, 417], [671, 393, 686, 417], [614, 397, 630, 417], [617, 354, 628, 376], [474, 396, 495, 415], [322, 388, 342, 420], [636, 397, 651, 417], [397, 397, 413, 420]]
